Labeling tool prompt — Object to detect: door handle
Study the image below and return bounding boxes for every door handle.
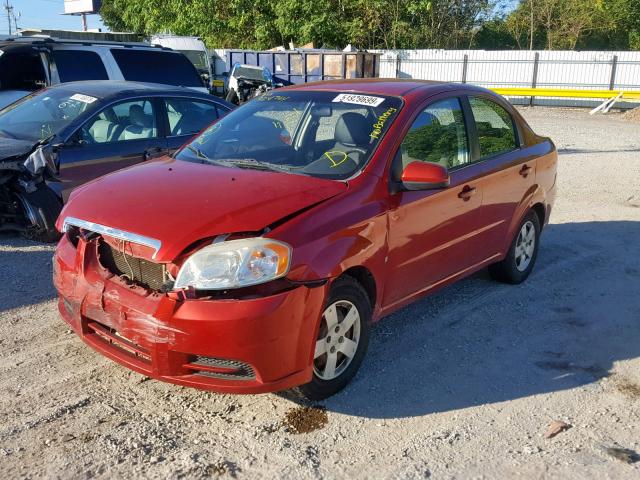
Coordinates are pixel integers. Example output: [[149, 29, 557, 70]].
[[519, 164, 533, 177], [458, 185, 477, 201]]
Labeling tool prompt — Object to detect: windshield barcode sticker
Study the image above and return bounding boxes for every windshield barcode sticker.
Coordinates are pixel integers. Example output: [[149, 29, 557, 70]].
[[332, 93, 384, 107], [70, 93, 98, 104]]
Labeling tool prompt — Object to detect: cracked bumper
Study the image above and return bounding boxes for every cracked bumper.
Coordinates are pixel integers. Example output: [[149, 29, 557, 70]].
[[53, 234, 328, 394]]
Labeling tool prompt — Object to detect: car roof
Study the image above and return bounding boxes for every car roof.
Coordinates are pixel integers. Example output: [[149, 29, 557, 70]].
[[0, 36, 169, 50], [280, 78, 490, 98], [47, 80, 218, 101]]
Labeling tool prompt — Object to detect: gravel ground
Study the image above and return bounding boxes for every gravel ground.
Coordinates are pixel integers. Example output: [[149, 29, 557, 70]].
[[1, 107, 639, 479]]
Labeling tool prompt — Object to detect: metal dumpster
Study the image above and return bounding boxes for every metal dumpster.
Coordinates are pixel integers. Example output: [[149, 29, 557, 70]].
[[221, 49, 380, 86]]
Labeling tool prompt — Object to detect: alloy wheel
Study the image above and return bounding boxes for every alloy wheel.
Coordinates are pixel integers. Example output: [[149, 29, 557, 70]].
[[515, 220, 536, 272], [313, 300, 361, 381]]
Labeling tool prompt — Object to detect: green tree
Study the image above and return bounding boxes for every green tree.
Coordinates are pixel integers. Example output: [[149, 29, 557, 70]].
[[500, 0, 639, 50], [100, 0, 495, 50]]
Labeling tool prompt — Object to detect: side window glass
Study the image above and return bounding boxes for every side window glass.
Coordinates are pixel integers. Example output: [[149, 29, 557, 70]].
[[400, 98, 469, 170], [165, 99, 219, 137], [110, 49, 202, 88], [52, 50, 108, 82], [469, 97, 517, 158], [81, 99, 157, 144]]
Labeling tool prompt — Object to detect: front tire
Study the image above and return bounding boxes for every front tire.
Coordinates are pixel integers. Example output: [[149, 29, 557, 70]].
[[16, 186, 62, 243], [295, 277, 371, 401], [489, 210, 540, 284]]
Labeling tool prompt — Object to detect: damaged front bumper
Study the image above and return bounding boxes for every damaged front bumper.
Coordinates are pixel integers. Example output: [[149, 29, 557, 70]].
[[53, 233, 328, 394]]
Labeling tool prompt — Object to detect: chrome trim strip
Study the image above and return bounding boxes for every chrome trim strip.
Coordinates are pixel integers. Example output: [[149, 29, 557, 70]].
[[62, 216, 162, 259]]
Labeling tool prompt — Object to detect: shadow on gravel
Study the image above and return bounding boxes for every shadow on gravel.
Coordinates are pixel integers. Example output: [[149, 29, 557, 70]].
[[0, 234, 57, 312], [315, 220, 640, 419]]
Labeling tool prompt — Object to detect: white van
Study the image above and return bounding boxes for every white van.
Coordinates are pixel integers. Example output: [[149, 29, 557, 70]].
[[0, 36, 207, 109]]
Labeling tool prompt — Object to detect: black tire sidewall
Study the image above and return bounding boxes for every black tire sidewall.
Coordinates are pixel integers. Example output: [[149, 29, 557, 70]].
[[297, 277, 371, 401], [19, 186, 62, 243]]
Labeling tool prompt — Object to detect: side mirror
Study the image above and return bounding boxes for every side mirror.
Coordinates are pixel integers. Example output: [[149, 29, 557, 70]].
[[401, 161, 450, 191]]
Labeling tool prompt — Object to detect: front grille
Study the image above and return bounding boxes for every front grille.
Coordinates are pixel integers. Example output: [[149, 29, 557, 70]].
[[186, 356, 255, 381], [98, 239, 167, 291]]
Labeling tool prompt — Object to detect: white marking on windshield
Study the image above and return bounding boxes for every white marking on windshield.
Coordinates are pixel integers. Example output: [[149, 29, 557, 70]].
[[332, 93, 384, 107], [69, 93, 98, 104]]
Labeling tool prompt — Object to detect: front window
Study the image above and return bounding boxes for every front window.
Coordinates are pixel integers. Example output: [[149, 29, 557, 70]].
[[80, 99, 157, 144], [0, 88, 99, 142], [400, 97, 470, 171], [175, 91, 402, 180], [179, 50, 209, 72]]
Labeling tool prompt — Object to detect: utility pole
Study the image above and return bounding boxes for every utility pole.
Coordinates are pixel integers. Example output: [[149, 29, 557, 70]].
[[4, 0, 13, 36], [529, 0, 534, 50]]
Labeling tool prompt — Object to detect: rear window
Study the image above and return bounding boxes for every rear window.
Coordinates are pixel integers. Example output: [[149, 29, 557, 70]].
[[110, 49, 203, 87], [52, 50, 109, 83]]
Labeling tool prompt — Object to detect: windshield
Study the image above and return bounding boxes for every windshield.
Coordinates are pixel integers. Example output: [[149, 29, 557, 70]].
[[0, 88, 98, 142], [175, 91, 402, 180], [233, 65, 270, 82], [179, 50, 209, 71]]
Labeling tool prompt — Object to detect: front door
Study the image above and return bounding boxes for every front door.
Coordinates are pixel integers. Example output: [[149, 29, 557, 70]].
[[383, 97, 486, 308], [55, 98, 165, 201]]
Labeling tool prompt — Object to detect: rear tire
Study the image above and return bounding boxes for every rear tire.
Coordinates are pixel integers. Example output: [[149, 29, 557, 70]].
[[294, 277, 371, 401], [489, 210, 540, 284], [16, 186, 62, 243]]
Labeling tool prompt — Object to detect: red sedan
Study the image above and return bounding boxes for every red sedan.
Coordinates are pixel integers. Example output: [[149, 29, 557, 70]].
[[53, 80, 557, 400]]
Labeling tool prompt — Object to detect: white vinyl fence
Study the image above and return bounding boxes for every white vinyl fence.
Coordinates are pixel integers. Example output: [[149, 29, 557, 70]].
[[376, 49, 640, 108]]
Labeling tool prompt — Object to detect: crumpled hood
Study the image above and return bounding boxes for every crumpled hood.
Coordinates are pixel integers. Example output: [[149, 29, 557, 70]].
[[0, 136, 35, 161], [58, 157, 348, 261]]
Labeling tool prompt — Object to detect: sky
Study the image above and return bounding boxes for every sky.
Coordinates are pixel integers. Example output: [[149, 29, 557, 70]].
[[1, 0, 106, 35]]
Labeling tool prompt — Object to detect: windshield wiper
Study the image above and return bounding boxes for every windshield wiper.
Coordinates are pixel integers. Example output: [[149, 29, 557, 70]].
[[185, 150, 293, 173], [186, 145, 211, 161], [204, 157, 293, 173], [227, 158, 293, 173]]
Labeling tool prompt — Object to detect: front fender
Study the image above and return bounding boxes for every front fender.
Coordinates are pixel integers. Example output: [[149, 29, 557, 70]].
[[270, 178, 389, 312]]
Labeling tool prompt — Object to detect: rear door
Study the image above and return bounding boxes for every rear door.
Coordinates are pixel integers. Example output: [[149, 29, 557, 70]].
[[55, 97, 165, 200], [464, 95, 535, 256], [384, 96, 487, 307], [161, 98, 230, 152]]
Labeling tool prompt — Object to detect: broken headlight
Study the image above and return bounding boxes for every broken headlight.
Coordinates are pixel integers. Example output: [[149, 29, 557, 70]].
[[174, 238, 291, 290]]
